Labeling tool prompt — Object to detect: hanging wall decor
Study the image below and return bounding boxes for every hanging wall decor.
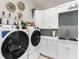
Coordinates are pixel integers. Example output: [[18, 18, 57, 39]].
[[17, 1, 25, 11], [6, 2, 16, 13], [17, 12, 23, 19]]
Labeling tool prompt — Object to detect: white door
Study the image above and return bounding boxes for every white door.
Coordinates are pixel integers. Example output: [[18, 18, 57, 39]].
[[57, 46, 69, 59], [48, 40, 58, 59], [47, 8, 58, 29], [34, 10, 42, 28], [41, 11, 50, 28], [40, 38, 48, 55], [69, 48, 78, 59], [42, 7, 58, 29]]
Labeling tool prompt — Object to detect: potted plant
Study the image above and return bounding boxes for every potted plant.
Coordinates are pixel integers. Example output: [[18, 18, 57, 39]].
[[21, 20, 27, 29]]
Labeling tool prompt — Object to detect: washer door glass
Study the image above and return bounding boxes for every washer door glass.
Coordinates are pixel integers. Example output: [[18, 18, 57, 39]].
[[1, 31, 29, 59], [31, 30, 41, 46]]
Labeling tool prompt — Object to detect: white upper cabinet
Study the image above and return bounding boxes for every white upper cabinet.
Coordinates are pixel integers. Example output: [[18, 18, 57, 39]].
[[41, 7, 58, 29], [34, 1, 78, 29], [34, 10, 42, 28], [57, 1, 78, 13], [34, 8, 58, 29]]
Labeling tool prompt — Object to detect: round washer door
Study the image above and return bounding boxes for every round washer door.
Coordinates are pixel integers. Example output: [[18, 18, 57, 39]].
[[1, 31, 29, 59], [31, 30, 41, 47]]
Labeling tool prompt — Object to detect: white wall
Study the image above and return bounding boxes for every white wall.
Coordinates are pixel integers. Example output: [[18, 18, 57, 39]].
[[0, 0, 35, 21]]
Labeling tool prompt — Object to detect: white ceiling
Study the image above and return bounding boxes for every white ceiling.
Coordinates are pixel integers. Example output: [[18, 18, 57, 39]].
[[32, 0, 75, 10]]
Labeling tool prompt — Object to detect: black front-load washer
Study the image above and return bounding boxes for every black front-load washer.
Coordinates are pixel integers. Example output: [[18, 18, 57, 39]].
[[31, 30, 41, 46], [1, 31, 29, 59]]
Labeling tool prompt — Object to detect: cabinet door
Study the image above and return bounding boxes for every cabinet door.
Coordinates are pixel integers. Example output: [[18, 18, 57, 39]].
[[40, 38, 48, 55], [42, 7, 58, 29], [69, 48, 78, 59], [57, 46, 69, 59], [48, 40, 58, 59], [34, 10, 42, 28], [41, 12, 49, 28], [48, 8, 58, 29]]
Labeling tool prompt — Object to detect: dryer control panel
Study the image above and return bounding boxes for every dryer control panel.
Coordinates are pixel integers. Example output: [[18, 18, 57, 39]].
[[1, 25, 15, 38]]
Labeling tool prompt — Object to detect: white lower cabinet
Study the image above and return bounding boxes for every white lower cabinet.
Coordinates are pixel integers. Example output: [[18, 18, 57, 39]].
[[40, 38, 48, 55], [41, 38, 58, 58], [57, 46, 69, 59], [48, 44, 58, 59], [69, 48, 78, 59], [48, 40, 58, 59], [41, 37, 78, 59]]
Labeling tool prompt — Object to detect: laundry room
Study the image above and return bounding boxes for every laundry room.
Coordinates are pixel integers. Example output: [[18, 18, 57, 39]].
[[0, 0, 78, 59]]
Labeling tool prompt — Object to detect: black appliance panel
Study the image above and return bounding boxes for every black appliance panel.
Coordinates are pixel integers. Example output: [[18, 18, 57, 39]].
[[31, 30, 41, 46]]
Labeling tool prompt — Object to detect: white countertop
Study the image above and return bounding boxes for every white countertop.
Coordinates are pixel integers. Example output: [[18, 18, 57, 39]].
[[41, 36, 78, 49], [41, 36, 59, 40], [41, 36, 78, 43]]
